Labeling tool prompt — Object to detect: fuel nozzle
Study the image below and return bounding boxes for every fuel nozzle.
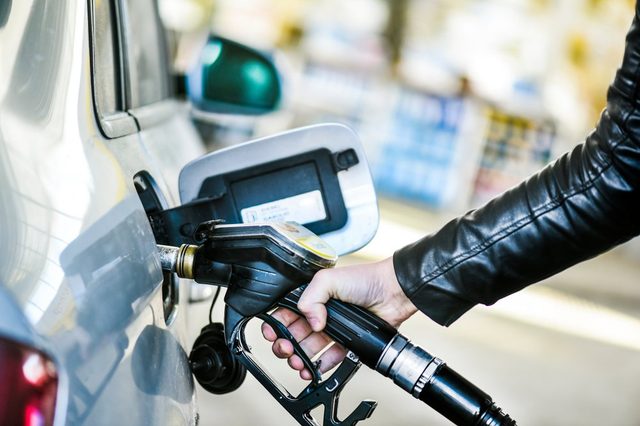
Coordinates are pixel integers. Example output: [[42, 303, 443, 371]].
[[157, 244, 198, 279], [278, 289, 516, 426], [158, 222, 516, 426], [159, 221, 337, 317]]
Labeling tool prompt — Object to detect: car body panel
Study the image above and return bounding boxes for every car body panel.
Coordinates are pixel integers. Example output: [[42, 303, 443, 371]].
[[0, 1, 201, 424]]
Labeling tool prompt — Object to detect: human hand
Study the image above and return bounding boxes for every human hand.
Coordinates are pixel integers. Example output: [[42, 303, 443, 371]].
[[261, 256, 418, 380]]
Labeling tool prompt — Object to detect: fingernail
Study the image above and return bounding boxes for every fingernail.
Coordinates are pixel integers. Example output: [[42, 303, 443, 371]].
[[261, 325, 274, 341]]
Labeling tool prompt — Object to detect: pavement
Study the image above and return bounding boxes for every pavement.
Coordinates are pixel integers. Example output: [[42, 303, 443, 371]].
[[189, 198, 640, 425]]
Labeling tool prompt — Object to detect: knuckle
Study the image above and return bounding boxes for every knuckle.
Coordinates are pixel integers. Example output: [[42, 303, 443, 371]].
[[314, 268, 329, 280], [296, 301, 308, 313], [272, 340, 288, 358], [297, 295, 313, 315]]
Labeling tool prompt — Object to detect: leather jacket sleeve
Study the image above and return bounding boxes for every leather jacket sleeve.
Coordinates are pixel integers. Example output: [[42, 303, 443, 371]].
[[393, 6, 640, 327]]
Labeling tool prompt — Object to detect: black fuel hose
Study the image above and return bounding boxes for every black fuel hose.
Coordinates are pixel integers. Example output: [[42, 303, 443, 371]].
[[279, 287, 516, 426]]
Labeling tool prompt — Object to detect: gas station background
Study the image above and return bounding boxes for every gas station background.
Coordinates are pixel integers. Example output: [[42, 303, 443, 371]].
[[161, 1, 640, 424]]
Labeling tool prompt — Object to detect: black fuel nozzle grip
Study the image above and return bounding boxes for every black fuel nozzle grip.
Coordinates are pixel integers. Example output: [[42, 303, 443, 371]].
[[278, 287, 516, 426], [278, 288, 397, 368], [192, 222, 335, 317]]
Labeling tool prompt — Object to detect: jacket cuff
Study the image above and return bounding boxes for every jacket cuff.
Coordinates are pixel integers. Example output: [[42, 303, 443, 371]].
[[393, 247, 475, 326]]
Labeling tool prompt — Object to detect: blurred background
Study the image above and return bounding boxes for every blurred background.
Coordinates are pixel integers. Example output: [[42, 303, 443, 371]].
[[162, 0, 640, 424]]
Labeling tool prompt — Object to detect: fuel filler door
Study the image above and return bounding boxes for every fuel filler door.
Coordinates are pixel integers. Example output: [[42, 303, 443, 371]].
[[152, 123, 378, 255]]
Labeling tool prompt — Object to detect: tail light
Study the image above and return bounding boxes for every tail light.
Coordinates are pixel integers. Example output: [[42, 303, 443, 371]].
[[0, 336, 58, 426]]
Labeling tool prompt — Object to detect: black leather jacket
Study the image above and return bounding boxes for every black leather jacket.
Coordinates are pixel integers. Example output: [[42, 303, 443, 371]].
[[393, 6, 640, 326]]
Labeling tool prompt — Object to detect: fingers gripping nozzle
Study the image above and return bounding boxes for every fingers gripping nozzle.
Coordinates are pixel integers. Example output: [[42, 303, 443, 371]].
[[224, 306, 377, 426]]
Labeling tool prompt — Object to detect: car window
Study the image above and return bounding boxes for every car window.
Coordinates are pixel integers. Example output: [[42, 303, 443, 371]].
[[92, 0, 122, 118], [120, 0, 170, 107], [90, 0, 171, 137]]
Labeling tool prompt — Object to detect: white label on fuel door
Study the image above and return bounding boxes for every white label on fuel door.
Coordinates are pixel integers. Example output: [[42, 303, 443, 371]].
[[241, 190, 327, 225]]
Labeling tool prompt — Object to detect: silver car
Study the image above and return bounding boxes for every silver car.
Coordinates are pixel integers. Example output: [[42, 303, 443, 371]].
[[0, 0, 282, 424]]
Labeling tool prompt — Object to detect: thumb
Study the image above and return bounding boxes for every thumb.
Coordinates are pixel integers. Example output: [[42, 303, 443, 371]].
[[298, 271, 334, 332]]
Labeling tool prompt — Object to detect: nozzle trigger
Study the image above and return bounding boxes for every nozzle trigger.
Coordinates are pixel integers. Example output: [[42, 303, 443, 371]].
[[259, 312, 322, 385], [224, 306, 377, 425]]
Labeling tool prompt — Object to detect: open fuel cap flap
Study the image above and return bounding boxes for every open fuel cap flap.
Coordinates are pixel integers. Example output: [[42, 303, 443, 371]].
[[174, 123, 378, 255]]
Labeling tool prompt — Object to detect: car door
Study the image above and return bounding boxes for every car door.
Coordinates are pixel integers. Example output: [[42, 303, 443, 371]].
[[79, 0, 201, 424], [0, 0, 199, 424]]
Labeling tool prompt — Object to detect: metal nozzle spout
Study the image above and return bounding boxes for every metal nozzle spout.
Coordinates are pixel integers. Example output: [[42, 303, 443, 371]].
[[157, 244, 198, 279]]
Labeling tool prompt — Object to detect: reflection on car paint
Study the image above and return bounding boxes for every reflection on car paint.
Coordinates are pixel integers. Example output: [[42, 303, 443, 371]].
[[6, 0, 68, 122], [58, 195, 165, 423]]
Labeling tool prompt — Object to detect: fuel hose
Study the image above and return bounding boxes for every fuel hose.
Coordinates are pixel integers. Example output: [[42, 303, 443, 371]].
[[279, 287, 516, 426], [159, 237, 515, 425]]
